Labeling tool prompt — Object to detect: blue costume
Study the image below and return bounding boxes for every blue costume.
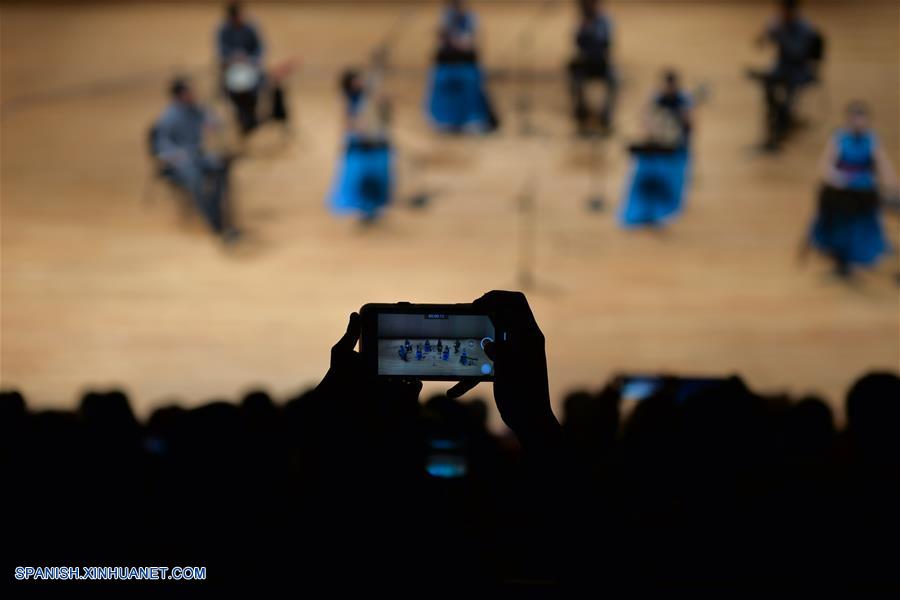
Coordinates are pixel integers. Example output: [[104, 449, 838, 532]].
[[810, 129, 886, 268], [328, 90, 394, 219], [426, 8, 497, 132], [619, 91, 692, 228]]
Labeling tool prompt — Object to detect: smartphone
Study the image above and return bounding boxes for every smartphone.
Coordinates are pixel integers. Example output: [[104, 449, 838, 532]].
[[359, 303, 496, 380]]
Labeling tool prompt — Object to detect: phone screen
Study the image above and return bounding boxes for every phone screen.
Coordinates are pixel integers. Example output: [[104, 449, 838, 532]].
[[376, 312, 495, 378], [621, 377, 664, 401], [620, 375, 727, 403]]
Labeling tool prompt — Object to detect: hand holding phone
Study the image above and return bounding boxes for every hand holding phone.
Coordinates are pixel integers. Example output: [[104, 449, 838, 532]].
[[349, 291, 560, 448], [465, 291, 558, 444], [317, 311, 422, 409]]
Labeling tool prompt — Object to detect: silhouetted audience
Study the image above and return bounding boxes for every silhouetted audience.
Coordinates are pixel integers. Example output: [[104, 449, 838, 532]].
[[1, 298, 898, 591]]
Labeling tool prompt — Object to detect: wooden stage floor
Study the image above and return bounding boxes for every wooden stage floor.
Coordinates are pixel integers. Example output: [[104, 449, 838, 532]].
[[1, 1, 898, 425]]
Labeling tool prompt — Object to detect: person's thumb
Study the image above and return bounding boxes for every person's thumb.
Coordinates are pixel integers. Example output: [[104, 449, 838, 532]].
[[483, 339, 497, 361], [447, 380, 479, 399], [332, 312, 360, 356]]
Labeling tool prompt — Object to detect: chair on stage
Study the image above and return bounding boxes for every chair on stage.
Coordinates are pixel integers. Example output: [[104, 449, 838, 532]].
[[797, 30, 830, 124]]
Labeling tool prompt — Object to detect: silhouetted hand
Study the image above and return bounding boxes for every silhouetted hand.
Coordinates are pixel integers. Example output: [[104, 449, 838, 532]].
[[317, 312, 421, 406], [449, 291, 561, 449]]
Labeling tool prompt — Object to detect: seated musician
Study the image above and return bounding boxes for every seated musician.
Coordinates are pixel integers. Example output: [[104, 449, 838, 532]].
[[749, 0, 823, 151], [810, 101, 898, 277], [217, 2, 289, 136], [642, 70, 693, 152], [151, 78, 240, 244], [568, 0, 618, 135]]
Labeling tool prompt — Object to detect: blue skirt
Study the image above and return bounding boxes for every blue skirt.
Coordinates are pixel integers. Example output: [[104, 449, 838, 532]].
[[328, 136, 394, 218], [810, 186, 886, 266], [426, 62, 493, 131], [619, 146, 691, 228]]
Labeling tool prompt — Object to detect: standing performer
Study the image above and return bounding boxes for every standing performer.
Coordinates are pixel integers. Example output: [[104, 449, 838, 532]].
[[425, 0, 499, 133], [619, 70, 694, 228], [747, 0, 824, 151], [568, 0, 618, 135], [809, 102, 897, 277], [151, 78, 240, 243], [217, 2, 291, 136], [327, 65, 394, 223]]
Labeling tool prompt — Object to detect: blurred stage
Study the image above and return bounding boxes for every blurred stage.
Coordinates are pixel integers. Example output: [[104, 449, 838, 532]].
[[1, 1, 898, 424]]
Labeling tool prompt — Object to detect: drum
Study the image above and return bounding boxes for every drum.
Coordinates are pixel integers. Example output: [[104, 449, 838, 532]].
[[224, 61, 261, 94], [817, 184, 879, 217]]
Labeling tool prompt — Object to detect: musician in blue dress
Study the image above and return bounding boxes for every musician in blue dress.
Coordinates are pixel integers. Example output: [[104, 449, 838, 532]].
[[810, 101, 897, 277], [426, 0, 499, 133], [619, 70, 694, 228], [327, 68, 394, 223]]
